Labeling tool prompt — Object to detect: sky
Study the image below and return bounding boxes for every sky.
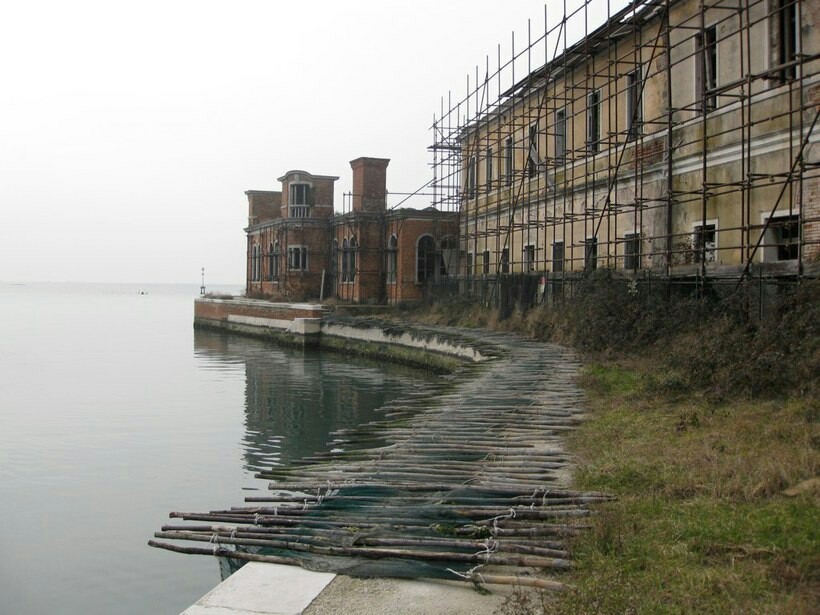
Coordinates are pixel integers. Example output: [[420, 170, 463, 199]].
[[0, 0, 613, 285]]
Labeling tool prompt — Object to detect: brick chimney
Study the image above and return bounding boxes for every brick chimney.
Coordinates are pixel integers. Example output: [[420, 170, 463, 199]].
[[350, 157, 389, 213]]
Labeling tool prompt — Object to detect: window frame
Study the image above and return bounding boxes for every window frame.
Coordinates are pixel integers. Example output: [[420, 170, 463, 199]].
[[524, 244, 536, 272], [623, 232, 641, 271], [763, 214, 800, 261], [467, 155, 477, 199], [287, 245, 309, 271], [288, 183, 311, 218]]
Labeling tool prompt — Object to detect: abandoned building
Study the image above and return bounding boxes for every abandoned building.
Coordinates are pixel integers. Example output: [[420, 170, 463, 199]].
[[245, 157, 457, 303], [247, 0, 817, 305], [430, 0, 818, 287]]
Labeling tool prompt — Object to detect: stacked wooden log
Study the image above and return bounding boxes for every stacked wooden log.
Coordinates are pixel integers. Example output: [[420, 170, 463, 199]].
[[150, 326, 612, 590]]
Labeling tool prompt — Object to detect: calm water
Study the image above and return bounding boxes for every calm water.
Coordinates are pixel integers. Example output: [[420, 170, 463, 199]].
[[0, 283, 431, 614]]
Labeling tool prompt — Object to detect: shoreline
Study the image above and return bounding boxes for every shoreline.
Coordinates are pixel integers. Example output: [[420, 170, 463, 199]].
[[174, 304, 588, 614]]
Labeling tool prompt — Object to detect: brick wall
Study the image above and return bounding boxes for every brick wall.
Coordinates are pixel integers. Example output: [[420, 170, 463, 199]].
[[195, 299, 323, 323], [802, 173, 820, 262]]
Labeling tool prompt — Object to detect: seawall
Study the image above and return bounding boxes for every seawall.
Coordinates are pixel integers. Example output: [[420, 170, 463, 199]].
[[194, 298, 491, 371]]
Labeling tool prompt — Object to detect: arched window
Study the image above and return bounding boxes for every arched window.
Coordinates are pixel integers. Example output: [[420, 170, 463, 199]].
[[267, 242, 274, 280], [348, 236, 357, 283], [386, 234, 398, 284], [256, 244, 261, 281], [342, 239, 349, 282], [416, 235, 437, 283], [272, 241, 280, 279], [251, 244, 260, 281]]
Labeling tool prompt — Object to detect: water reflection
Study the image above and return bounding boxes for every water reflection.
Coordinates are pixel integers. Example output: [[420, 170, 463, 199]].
[[193, 330, 429, 474]]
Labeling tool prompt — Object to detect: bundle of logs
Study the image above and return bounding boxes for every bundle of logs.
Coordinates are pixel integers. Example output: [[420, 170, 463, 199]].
[[150, 329, 613, 591]]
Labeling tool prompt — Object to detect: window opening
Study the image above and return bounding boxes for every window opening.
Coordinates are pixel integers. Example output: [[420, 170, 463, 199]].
[[504, 136, 514, 185], [585, 237, 598, 270], [778, 0, 798, 80], [289, 184, 310, 218], [348, 237, 357, 283], [555, 111, 566, 160], [287, 246, 308, 271], [552, 241, 565, 272], [693, 224, 717, 262], [417, 235, 437, 283], [766, 215, 799, 261], [485, 148, 493, 190], [527, 123, 538, 175], [696, 25, 718, 112], [467, 155, 477, 199], [524, 245, 536, 272], [626, 68, 642, 141], [623, 233, 640, 270], [341, 239, 349, 281], [500, 247, 510, 273], [269, 241, 279, 279], [587, 90, 601, 153], [386, 235, 397, 284]]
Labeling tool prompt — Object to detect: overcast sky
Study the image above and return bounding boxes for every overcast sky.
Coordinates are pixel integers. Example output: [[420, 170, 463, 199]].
[[1, 0, 614, 285]]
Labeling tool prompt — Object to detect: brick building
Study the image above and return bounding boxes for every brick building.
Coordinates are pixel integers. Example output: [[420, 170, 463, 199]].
[[245, 157, 457, 304]]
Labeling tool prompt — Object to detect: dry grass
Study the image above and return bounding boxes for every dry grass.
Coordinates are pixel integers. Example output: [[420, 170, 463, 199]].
[[550, 363, 820, 615]]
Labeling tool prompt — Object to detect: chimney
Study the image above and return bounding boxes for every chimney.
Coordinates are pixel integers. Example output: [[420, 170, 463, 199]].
[[350, 157, 390, 213]]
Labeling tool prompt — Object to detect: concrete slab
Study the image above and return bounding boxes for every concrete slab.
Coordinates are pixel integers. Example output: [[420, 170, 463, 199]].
[[181, 563, 336, 615], [303, 576, 511, 615]]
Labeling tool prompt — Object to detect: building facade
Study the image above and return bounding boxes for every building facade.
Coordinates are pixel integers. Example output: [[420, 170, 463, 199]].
[[431, 0, 819, 282], [245, 157, 457, 304]]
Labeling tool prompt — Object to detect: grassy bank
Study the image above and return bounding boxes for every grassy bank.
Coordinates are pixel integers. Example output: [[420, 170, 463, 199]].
[[398, 274, 818, 613], [554, 363, 819, 614]]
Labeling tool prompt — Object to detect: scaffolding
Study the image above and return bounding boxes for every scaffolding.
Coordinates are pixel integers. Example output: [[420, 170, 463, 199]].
[[430, 0, 819, 304]]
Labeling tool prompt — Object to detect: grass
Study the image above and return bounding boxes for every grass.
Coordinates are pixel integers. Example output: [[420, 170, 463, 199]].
[[551, 362, 820, 614]]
